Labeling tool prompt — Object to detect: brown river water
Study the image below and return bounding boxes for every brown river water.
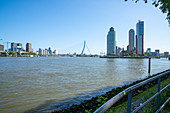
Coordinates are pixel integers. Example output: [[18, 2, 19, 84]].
[[0, 57, 169, 112]]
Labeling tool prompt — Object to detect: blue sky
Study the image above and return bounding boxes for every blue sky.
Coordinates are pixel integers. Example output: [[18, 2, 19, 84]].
[[0, 0, 169, 54]]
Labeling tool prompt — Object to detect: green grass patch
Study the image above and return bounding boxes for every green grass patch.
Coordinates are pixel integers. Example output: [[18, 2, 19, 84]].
[[106, 77, 170, 113]]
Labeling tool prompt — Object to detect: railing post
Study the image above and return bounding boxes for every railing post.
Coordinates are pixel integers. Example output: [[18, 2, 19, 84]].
[[127, 91, 132, 113], [157, 77, 161, 113], [148, 57, 151, 76]]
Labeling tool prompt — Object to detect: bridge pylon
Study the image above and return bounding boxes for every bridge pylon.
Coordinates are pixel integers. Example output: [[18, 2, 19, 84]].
[[81, 40, 91, 56]]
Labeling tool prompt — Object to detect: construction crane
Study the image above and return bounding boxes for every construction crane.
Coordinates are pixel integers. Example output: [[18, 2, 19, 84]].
[[3, 41, 11, 52]]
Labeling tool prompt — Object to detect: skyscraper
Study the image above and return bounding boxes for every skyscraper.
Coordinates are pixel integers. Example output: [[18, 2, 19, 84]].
[[26, 43, 32, 52], [128, 29, 135, 53], [155, 49, 160, 56], [136, 20, 144, 55], [107, 27, 116, 56]]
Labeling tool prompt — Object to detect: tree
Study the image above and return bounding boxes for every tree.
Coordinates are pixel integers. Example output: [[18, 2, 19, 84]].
[[21, 52, 37, 55], [17, 52, 20, 55], [1, 52, 7, 55], [132, 53, 140, 57], [9, 52, 13, 55], [125, 0, 170, 26], [143, 54, 148, 56], [123, 53, 130, 56]]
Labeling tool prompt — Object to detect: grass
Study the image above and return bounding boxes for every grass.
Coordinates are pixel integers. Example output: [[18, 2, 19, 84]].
[[142, 80, 170, 113], [106, 77, 170, 113]]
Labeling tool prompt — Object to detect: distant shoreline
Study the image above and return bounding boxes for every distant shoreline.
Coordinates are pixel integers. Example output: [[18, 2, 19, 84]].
[[0, 55, 168, 59], [100, 56, 161, 59]]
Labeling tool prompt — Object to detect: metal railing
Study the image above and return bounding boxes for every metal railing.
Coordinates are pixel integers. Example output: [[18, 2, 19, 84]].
[[94, 70, 170, 113]]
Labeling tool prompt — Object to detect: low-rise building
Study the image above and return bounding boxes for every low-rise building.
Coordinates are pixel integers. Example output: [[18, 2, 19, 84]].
[[160, 53, 164, 57], [146, 48, 151, 55], [164, 52, 169, 57], [0, 44, 4, 51], [155, 49, 160, 56], [11, 42, 23, 52], [39, 48, 43, 55]]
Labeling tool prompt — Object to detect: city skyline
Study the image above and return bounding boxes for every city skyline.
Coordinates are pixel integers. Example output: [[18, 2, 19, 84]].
[[0, 0, 170, 54]]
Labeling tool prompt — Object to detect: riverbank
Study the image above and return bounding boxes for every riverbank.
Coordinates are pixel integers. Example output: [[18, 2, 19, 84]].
[[51, 69, 170, 113], [107, 75, 170, 113]]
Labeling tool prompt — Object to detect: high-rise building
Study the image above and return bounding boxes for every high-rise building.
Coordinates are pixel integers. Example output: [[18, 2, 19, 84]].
[[136, 20, 144, 55], [43, 49, 45, 55], [128, 29, 135, 53], [0, 44, 4, 51], [107, 27, 116, 56], [155, 49, 160, 56], [26, 43, 32, 52], [45, 48, 48, 55], [11, 42, 17, 51], [39, 48, 43, 55]]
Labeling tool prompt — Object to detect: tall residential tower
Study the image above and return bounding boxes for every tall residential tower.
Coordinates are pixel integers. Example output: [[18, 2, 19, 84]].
[[107, 27, 116, 56], [128, 29, 135, 53], [136, 20, 144, 55]]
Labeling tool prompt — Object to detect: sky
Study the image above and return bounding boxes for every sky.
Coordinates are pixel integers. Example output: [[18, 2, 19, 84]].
[[0, 0, 170, 54]]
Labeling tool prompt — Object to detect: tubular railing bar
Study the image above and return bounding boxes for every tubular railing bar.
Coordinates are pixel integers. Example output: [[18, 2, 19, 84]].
[[127, 91, 132, 113], [94, 70, 170, 113], [157, 77, 161, 112], [155, 97, 170, 113], [132, 84, 170, 113]]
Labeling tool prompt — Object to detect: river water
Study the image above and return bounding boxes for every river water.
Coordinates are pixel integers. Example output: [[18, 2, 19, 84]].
[[0, 57, 169, 112]]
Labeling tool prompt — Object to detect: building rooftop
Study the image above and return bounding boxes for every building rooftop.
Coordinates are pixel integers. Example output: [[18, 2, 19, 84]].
[[110, 27, 114, 31]]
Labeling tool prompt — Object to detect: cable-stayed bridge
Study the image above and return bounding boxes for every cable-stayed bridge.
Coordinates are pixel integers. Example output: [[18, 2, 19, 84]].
[[59, 40, 92, 56]]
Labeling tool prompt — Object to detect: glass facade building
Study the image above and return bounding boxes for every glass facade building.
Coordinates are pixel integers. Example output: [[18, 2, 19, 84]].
[[107, 27, 116, 56], [136, 20, 144, 55]]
